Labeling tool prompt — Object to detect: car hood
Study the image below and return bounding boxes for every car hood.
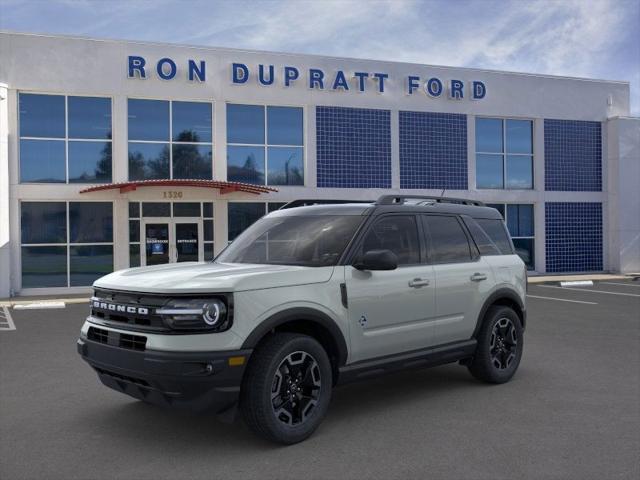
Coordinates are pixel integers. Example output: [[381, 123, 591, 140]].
[[93, 262, 336, 294]]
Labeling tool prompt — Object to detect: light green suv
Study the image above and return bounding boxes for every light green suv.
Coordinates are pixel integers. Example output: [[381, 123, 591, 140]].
[[78, 195, 527, 444]]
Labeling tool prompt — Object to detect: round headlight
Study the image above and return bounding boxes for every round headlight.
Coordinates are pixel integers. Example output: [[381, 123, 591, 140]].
[[203, 301, 224, 325]]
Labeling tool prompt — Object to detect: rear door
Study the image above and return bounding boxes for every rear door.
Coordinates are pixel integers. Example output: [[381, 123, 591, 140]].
[[422, 214, 493, 345], [345, 214, 436, 363]]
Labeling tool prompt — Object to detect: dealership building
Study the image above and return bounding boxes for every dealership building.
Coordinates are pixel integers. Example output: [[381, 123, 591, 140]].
[[0, 31, 638, 296]]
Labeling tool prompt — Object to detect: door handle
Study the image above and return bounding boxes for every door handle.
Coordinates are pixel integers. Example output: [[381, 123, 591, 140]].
[[470, 273, 488, 282], [408, 278, 430, 288]]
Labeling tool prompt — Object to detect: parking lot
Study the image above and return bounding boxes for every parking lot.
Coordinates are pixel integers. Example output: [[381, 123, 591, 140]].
[[1, 279, 639, 480]]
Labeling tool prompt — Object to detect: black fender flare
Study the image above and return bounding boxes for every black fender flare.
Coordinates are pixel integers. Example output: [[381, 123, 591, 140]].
[[241, 307, 349, 367], [472, 288, 526, 338]]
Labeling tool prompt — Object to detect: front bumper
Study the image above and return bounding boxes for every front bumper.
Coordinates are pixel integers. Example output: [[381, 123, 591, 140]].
[[77, 337, 252, 413]]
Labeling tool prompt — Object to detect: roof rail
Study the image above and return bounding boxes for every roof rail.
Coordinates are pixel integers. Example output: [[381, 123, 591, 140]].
[[279, 199, 374, 210], [375, 195, 485, 207]]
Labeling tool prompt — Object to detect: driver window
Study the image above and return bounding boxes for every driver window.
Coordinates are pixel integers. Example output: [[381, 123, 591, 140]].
[[360, 215, 420, 265]]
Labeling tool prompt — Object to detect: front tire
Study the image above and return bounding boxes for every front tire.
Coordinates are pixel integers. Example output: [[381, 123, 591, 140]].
[[240, 333, 332, 444], [468, 306, 523, 384]]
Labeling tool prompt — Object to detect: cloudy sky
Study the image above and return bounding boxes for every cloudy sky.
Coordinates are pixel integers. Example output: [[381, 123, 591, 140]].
[[1, 0, 638, 114]]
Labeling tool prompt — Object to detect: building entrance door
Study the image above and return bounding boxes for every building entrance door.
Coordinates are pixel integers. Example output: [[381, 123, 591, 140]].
[[141, 218, 203, 266]]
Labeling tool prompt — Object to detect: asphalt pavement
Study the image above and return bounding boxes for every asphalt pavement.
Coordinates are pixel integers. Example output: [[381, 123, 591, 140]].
[[1, 280, 639, 480]]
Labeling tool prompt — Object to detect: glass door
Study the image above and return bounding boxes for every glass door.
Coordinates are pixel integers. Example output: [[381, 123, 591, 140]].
[[143, 221, 171, 266], [175, 219, 203, 262], [141, 218, 203, 265]]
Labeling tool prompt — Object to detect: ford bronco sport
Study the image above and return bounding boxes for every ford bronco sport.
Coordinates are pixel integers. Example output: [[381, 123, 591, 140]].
[[78, 195, 526, 444]]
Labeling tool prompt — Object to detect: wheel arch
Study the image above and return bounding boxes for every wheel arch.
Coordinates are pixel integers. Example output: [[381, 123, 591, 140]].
[[472, 288, 526, 338], [241, 307, 349, 378]]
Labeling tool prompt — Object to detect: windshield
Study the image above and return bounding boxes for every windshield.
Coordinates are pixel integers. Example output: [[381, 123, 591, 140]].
[[216, 215, 363, 266]]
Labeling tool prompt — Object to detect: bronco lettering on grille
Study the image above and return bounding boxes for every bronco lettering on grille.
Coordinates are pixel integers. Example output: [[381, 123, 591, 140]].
[[92, 300, 149, 315]]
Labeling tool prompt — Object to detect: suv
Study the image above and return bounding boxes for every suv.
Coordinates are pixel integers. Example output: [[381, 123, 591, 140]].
[[78, 195, 526, 444]]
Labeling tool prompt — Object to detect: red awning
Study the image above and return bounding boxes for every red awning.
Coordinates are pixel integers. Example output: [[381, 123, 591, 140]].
[[79, 179, 278, 195]]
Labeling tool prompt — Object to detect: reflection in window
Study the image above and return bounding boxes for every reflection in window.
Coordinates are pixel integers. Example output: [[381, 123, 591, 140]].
[[172, 102, 212, 143], [68, 141, 112, 183], [21, 202, 67, 244], [68, 96, 112, 139], [19, 139, 66, 183], [69, 202, 113, 243], [70, 245, 114, 286], [21, 246, 68, 288], [227, 104, 304, 185], [128, 99, 170, 141], [228, 203, 266, 241], [128, 143, 170, 180], [172, 144, 212, 179], [488, 203, 535, 269], [476, 118, 533, 189], [423, 215, 472, 264], [361, 216, 420, 265], [19, 93, 65, 138]]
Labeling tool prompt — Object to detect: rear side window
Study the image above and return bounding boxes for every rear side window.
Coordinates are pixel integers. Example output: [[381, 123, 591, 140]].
[[360, 215, 420, 265], [464, 218, 502, 255], [423, 215, 472, 264], [475, 218, 513, 254]]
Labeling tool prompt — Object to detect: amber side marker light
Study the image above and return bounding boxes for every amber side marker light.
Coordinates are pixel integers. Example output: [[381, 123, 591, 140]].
[[228, 356, 246, 366]]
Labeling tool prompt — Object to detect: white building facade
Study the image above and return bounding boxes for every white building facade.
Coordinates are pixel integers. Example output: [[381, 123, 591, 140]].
[[0, 32, 638, 297]]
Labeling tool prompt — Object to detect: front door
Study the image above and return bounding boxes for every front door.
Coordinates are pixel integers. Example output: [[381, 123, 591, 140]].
[[142, 218, 203, 265]]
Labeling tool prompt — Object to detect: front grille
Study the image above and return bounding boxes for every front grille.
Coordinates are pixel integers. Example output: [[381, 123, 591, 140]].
[[87, 326, 147, 351], [90, 288, 169, 332]]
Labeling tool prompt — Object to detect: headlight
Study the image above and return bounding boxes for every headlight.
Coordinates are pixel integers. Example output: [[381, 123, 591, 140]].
[[157, 298, 230, 332]]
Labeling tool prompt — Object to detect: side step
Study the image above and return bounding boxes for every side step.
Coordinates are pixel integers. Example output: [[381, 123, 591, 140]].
[[337, 340, 477, 385]]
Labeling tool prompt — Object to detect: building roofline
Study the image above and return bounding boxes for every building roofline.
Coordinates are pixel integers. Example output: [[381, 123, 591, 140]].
[[0, 30, 631, 86]]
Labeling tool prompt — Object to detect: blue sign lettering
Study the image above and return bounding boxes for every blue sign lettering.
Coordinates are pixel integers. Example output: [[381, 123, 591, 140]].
[[332, 71, 349, 91], [407, 76, 420, 95], [128, 56, 146, 79], [473, 81, 486, 99], [426, 77, 443, 97], [188, 60, 205, 82], [353, 72, 368, 92], [284, 66, 299, 86], [449, 79, 464, 99], [258, 64, 274, 86], [156, 58, 177, 80], [373, 73, 388, 93], [309, 69, 324, 89]]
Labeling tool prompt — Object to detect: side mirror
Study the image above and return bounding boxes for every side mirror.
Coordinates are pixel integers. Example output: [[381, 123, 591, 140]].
[[353, 249, 398, 271]]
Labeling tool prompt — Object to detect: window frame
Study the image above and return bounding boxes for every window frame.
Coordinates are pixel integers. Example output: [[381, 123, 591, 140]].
[[475, 116, 534, 190], [19, 200, 115, 288], [127, 98, 214, 181], [226, 103, 306, 186], [18, 92, 114, 184]]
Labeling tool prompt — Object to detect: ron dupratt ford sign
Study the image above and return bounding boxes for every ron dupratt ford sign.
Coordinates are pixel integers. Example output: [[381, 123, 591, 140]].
[[127, 56, 487, 100]]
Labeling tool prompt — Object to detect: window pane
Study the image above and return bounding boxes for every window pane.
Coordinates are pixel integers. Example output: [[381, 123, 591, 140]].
[[513, 238, 534, 269], [69, 202, 113, 243], [361, 216, 420, 265], [128, 99, 169, 141], [128, 142, 170, 180], [20, 139, 65, 183], [475, 118, 503, 153], [68, 96, 112, 139], [172, 144, 212, 179], [267, 147, 304, 185], [464, 219, 501, 256], [203, 202, 214, 218], [70, 245, 113, 286], [204, 220, 214, 241], [173, 203, 201, 217], [204, 243, 215, 261], [227, 145, 265, 184], [129, 202, 140, 218], [506, 119, 532, 154], [507, 204, 534, 237], [228, 203, 265, 241], [486, 203, 505, 219], [19, 93, 65, 138], [129, 220, 140, 242], [476, 154, 503, 189], [130, 243, 140, 267], [506, 155, 533, 189], [267, 202, 286, 212], [172, 101, 212, 143], [476, 218, 513, 254], [267, 106, 303, 145], [21, 246, 68, 288], [142, 202, 171, 217], [68, 141, 112, 183], [227, 104, 264, 144], [424, 215, 472, 263], [21, 202, 66, 244]]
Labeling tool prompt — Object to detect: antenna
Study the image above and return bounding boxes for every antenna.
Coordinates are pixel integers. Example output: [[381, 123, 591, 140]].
[[440, 189, 446, 198]]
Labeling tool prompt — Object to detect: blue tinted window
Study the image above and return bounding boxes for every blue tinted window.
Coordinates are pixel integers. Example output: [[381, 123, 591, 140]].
[[512, 238, 534, 269], [130, 244, 141, 267], [128, 99, 169, 141], [68, 96, 112, 139], [227, 146, 265, 184], [21, 202, 67, 244], [203, 202, 213, 218], [70, 245, 113, 286], [507, 204, 534, 237], [142, 202, 171, 217], [128, 142, 170, 180], [172, 102, 212, 143], [267, 106, 303, 145], [267, 147, 303, 185], [486, 203, 505, 219], [20, 139, 66, 183], [228, 203, 265, 241], [204, 220, 214, 241], [19, 93, 65, 138], [69, 202, 113, 243], [506, 155, 533, 189], [227, 104, 264, 144], [21, 246, 68, 288], [172, 144, 212, 179], [173, 203, 201, 217], [476, 118, 503, 153], [129, 220, 140, 242], [68, 141, 112, 183], [506, 120, 532, 154], [476, 154, 503, 189]]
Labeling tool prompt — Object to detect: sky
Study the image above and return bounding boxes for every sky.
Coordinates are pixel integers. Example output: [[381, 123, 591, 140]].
[[1, 0, 639, 114]]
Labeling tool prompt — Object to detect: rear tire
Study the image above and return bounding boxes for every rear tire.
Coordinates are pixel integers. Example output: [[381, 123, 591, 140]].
[[240, 333, 332, 444], [468, 306, 523, 384]]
